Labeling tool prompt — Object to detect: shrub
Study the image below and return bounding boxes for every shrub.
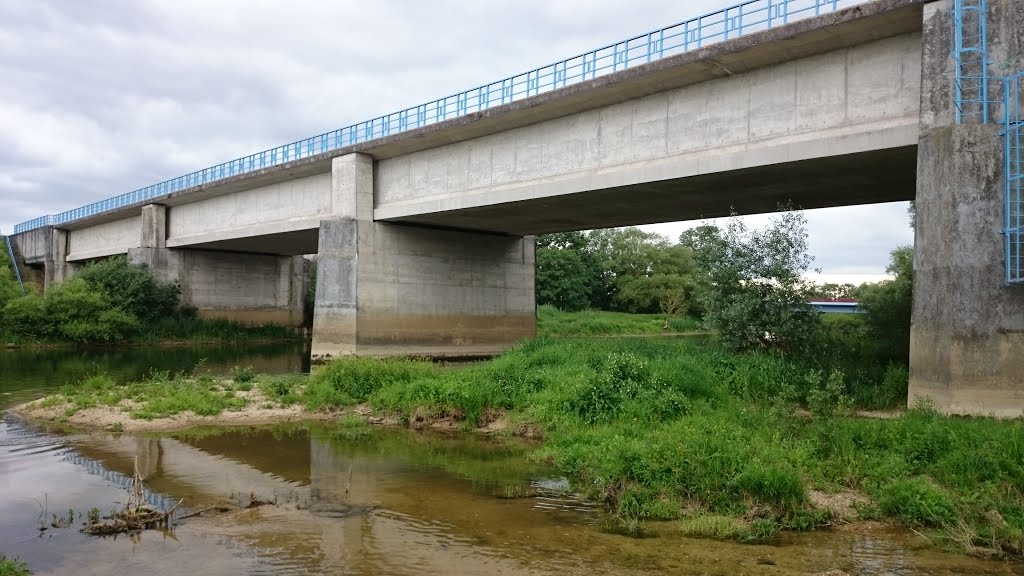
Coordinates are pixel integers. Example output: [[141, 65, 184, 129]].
[[731, 463, 807, 511], [876, 477, 957, 528], [76, 255, 179, 324], [1, 295, 47, 337], [4, 279, 139, 342], [306, 357, 437, 409], [858, 246, 913, 364], [232, 366, 256, 383], [682, 211, 822, 354], [0, 247, 22, 309], [805, 369, 852, 419]]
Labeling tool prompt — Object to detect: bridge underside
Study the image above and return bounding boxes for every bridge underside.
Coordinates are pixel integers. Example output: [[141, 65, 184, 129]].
[[179, 228, 318, 257], [381, 146, 918, 235]]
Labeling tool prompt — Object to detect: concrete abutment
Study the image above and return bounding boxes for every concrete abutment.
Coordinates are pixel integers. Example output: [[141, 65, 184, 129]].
[[311, 154, 536, 358]]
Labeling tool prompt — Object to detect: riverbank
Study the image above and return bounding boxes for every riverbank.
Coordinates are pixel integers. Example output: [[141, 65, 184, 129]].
[[9, 337, 1024, 559]]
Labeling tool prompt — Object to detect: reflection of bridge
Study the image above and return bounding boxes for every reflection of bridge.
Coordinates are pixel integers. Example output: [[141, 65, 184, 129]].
[[9, 0, 1024, 414], [64, 430, 575, 574]]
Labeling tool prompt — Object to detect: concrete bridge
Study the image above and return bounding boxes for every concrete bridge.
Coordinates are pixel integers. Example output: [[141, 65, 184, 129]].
[[8, 0, 1024, 415]]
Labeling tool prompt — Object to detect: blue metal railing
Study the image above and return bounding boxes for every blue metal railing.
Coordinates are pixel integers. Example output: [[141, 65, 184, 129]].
[[2, 233, 25, 294], [13, 0, 861, 234], [1005, 73, 1023, 284]]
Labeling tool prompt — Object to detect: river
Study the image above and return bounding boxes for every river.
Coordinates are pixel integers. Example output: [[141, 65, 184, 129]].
[[1, 345, 1021, 575]]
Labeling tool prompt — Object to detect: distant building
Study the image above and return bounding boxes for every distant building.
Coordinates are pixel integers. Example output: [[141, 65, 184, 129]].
[[807, 299, 862, 314]]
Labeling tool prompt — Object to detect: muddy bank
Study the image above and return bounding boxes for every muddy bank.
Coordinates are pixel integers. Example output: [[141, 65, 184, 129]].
[[10, 390, 336, 433], [8, 393, 536, 437]]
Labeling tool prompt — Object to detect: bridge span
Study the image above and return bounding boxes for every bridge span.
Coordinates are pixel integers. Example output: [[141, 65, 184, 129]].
[[10, 0, 1024, 416]]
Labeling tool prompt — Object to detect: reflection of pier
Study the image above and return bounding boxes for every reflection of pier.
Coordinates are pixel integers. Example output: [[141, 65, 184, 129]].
[[65, 430, 573, 574], [68, 434, 309, 507]]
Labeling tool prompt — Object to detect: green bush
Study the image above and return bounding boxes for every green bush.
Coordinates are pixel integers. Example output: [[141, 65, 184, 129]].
[[306, 357, 437, 409], [682, 212, 822, 354], [76, 255, 179, 324], [1, 295, 46, 337], [731, 463, 807, 510], [858, 246, 913, 364], [876, 477, 957, 528], [2, 279, 139, 342], [805, 369, 852, 419], [0, 246, 22, 310], [0, 255, 297, 344], [232, 365, 256, 383]]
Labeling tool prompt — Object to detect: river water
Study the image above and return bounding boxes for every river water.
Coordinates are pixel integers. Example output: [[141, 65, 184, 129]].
[[1, 345, 1022, 576]]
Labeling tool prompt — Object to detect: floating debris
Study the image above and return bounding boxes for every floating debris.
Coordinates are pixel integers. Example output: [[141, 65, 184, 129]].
[[81, 457, 182, 536]]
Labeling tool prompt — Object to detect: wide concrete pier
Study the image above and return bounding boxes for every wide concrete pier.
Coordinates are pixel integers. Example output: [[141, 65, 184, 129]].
[[908, 0, 1024, 417]]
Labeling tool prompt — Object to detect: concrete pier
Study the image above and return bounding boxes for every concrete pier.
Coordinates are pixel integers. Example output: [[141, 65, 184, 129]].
[[909, 0, 1024, 416], [128, 203, 305, 326], [311, 154, 536, 358]]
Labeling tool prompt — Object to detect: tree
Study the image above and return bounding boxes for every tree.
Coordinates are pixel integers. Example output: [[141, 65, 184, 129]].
[[613, 273, 692, 315], [858, 246, 913, 363], [535, 232, 602, 311], [808, 283, 857, 300], [588, 228, 695, 311], [75, 256, 179, 324], [684, 210, 821, 353]]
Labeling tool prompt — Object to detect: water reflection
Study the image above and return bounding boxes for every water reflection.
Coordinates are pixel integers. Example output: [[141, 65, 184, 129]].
[[3, 418, 1023, 575], [0, 342, 308, 410]]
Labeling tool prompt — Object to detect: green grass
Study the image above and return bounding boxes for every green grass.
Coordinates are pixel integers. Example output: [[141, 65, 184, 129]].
[[30, 319, 1023, 558], [50, 372, 250, 420], [309, 337, 1023, 557], [0, 556, 30, 576], [537, 305, 702, 337]]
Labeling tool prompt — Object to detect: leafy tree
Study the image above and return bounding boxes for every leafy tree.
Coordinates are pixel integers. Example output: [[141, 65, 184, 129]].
[[588, 228, 694, 311], [858, 246, 913, 363], [613, 274, 692, 315], [684, 210, 821, 353], [76, 256, 179, 324], [535, 232, 602, 311], [807, 283, 857, 300]]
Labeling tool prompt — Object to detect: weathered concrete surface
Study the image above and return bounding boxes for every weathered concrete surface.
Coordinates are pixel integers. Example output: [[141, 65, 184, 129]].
[[909, 0, 1024, 417], [66, 216, 141, 262], [312, 155, 535, 358], [911, 125, 1024, 417], [375, 32, 922, 234], [45, 228, 77, 288], [166, 172, 330, 253], [130, 247, 306, 327], [130, 203, 306, 327], [14, 227, 51, 264]]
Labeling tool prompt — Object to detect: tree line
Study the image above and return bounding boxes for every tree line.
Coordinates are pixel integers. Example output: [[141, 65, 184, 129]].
[[537, 210, 913, 363]]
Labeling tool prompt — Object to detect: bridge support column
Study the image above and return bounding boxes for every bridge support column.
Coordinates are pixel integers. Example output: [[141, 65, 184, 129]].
[[129, 203, 306, 327], [909, 0, 1024, 416], [44, 228, 77, 290], [311, 154, 536, 358]]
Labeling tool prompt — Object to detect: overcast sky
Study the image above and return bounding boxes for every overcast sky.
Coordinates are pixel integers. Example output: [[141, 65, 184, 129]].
[[0, 0, 912, 283]]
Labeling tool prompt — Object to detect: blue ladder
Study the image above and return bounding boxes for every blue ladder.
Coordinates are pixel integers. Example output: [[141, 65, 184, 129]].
[[952, 0, 989, 123], [3, 234, 25, 294]]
